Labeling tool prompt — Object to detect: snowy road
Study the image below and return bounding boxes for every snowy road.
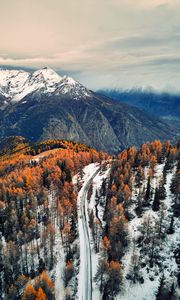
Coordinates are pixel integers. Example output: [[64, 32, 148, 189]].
[[77, 165, 100, 300]]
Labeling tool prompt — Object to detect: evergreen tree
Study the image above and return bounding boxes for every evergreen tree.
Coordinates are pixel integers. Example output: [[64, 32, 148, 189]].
[[135, 191, 143, 217], [152, 188, 160, 211], [168, 282, 175, 300], [158, 180, 166, 201], [156, 274, 165, 300], [170, 169, 180, 217], [94, 258, 108, 292], [167, 215, 175, 234], [144, 176, 151, 206]]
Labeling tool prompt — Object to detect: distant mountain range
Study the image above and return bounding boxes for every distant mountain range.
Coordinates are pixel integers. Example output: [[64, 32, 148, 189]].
[[98, 88, 180, 121], [0, 67, 178, 152]]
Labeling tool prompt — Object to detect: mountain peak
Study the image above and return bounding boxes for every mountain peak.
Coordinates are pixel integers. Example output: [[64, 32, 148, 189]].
[[32, 68, 62, 84], [0, 67, 62, 102], [54, 75, 92, 99], [62, 75, 77, 86], [33, 67, 62, 81], [0, 67, 92, 104]]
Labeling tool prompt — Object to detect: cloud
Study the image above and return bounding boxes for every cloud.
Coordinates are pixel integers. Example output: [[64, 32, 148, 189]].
[[0, 0, 180, 92]]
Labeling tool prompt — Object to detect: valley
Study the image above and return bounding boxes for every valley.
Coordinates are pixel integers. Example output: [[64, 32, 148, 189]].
[[0, 138, 179, 299], [1, 1, 180, 299]]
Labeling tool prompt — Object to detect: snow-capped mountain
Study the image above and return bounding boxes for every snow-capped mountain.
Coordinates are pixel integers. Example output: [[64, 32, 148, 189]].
[[55, 76, 91, 98], [0, 67, 177, 152], [0, 67, 91, 103]]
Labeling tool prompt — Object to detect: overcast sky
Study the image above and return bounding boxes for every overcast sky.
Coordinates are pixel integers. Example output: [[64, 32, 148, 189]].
[[0, 0, 180, 91]]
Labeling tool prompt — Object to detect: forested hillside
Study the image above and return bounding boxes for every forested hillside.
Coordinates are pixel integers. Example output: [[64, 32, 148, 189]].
[[88, 140, 180, 299], [0, 139, 107, 299], [0, 138, 179, 299]]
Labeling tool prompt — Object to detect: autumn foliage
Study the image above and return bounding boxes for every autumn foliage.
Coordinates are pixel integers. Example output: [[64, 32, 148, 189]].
[[0, 140, 107, 299]]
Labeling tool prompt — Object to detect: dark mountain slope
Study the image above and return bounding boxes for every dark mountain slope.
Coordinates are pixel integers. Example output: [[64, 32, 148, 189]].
[[99, 89, 180, 120], [0, 67, 178, 152], [0, 90, 176, 152]]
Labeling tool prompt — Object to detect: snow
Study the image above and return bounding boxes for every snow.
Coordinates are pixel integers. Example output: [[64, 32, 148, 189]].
[[33, 67, 62, 84], [4, 152, 179, 300], [120, 275, 160, 300], [31, 148, 60, 162], [0, 86, 9, 98], [46, 191, 66, 300], [73, 163, 111, 300], [55, 75, 91, 99], [12, 67, 62, 101], [54, 234, 65, 300], [73, 163, 100, 300], [119, 162, 180, 300], [1, 154, 178, 299], [55, 161, 180, 300], [0, 67, 91, 104], [0, 69, 30, 101], [89, 167, 110, 225], [89, 166, 111, 299]]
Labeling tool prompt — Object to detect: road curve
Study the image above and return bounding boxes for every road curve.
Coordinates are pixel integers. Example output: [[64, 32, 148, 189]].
[[79, 167, 100, 300]]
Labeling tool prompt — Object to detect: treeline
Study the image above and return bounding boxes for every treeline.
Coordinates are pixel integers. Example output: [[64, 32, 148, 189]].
[[0, 141, 108, 299], [0, 136, 95, 158]]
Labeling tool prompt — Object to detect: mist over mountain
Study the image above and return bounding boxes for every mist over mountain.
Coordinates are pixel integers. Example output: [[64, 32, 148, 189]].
[[98, 88, 180, 121]]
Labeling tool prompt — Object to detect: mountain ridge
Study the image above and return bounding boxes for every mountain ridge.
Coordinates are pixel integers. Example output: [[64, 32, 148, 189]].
[[0, 67, 91, 104], [0, 67, 178, 153], [98, 88, 180, 120]]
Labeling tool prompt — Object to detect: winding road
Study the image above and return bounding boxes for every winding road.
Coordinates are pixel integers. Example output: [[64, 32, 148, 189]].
[[78, 167, 100, 300]]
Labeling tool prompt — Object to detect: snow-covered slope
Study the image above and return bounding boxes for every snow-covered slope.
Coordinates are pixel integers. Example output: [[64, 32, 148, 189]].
[[55, 75, 91, 99], [119, 163, 180, 300], [0, 67, 91, 103], [74, 156, 180, 300]]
